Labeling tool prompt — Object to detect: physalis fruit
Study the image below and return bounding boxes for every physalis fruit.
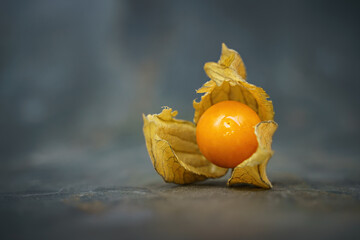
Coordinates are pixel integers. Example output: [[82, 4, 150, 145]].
[[143, 43, 278, 188], [196, 100, 261, 168]]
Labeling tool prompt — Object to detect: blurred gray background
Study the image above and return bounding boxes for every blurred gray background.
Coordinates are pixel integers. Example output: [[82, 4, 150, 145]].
[[1, 0, 360, 239]]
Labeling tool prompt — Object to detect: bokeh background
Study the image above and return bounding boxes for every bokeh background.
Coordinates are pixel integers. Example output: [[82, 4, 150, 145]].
[[1, 0, 359, 189], [1, 0, 360, 239]]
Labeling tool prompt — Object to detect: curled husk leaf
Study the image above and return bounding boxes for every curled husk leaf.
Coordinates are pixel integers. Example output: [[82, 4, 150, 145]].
[[143, 43, 278, 188], [143, 107, 228, 184], [227, 121, 277, 188], [193, 43, 274, 123]]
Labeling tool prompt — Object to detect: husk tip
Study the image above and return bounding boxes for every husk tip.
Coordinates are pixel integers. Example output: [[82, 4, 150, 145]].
[[221, 42, 229, 52]]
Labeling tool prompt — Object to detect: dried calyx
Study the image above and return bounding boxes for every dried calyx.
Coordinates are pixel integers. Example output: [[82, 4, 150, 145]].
[[143, 44, 278, 188]]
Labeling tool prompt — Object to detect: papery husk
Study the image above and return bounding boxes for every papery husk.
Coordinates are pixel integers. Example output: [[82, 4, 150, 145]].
[[143, 43, 278, 188], [227, 121, 278, 188], [193, 43, 274, 123], [143, 107, 228, 184], [193, 43, 277, 188]]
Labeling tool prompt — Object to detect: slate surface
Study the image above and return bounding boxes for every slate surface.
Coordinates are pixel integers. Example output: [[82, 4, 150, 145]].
[[1, 143, 359, 240]]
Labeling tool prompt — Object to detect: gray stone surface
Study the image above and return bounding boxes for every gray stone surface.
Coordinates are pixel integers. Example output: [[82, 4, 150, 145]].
[[1, 143, 359, 240], [1, 179, 360, 240]]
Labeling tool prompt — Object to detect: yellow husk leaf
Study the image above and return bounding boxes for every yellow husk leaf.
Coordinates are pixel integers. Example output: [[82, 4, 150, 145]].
[[143, 107, 228, 184], [193, 43, 274, 123], [227, 121, 278, 188]]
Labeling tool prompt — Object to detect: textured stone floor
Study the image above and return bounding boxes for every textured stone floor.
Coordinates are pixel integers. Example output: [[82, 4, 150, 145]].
[[1, 143, 359, 240]]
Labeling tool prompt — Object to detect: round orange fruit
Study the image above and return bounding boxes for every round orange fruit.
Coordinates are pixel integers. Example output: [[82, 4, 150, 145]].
[[196, 100, 261, 168]]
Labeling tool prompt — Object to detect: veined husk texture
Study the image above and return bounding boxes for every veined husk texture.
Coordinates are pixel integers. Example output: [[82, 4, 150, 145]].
[[143, 43, 278, 188], [143, 108, 228, 184]]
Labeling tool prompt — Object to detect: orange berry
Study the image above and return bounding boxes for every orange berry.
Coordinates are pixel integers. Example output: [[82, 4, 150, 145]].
[[196, 101, 261, 168]]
